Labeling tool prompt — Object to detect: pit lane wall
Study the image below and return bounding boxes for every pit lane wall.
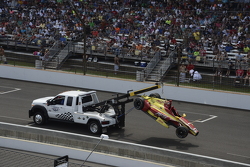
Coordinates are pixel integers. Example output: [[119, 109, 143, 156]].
[[0, 65, 249, 110], [0, 122, 248, 167]]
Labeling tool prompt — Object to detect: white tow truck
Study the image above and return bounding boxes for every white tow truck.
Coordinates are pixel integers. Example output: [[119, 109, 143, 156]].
[[29, 84, 161, 134]]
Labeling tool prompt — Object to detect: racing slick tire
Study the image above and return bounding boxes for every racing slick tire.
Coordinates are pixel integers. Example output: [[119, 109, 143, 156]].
[[88, 120, 102, 134], [149, 93, 161, 98], [33, 112, 47, 125], [134, 97, 145, 110], [176, 126, 189, 138]]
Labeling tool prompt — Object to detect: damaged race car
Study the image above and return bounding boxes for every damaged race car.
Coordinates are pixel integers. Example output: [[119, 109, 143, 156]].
[[133, 93, 199, 138]]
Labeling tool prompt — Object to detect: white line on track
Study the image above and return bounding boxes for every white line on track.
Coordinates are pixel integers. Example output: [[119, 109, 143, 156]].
[[179, 110, 218, 123], [227, 153, 250, 159], [0, 86, 21, 94], [196, 115, 217, 123]]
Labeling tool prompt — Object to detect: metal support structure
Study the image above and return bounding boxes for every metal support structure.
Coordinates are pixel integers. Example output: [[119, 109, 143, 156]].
[[66, 0, 87, 75], [177, 46, 182, 86], [81, 134, 109, 167]]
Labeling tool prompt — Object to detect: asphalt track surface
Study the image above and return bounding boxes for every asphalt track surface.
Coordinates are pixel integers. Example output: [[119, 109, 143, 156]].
[[0, 78, 250, 166]]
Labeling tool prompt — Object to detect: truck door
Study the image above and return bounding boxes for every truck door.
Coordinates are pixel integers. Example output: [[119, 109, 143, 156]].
[[47, 95, 73, 122], [63, 96, 74, 121]]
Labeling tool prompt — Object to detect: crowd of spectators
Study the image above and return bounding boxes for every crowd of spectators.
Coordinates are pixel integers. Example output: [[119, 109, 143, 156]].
[[1, 0, 250, 70]]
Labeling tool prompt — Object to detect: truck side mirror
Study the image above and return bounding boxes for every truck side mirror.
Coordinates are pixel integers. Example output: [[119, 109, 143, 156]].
[[47, 99, 51, 106]]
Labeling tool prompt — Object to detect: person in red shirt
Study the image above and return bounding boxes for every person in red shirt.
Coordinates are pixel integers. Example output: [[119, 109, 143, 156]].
[[235, 66, 244, 83], [186, 62, 194, 72], [170, 37, 177, 45], [186, 62, 194, 79], [92, 30, 99, 37]]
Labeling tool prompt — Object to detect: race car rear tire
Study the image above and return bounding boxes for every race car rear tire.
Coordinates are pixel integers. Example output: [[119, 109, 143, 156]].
[[134, 97, 145, 110], [33, 112, 47, 125], [149, 93, 161, 98], [88, 120, 102, 134], [176, 126, 189, 138]]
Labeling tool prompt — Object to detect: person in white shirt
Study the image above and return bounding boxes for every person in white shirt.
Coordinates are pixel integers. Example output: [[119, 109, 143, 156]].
[[193, 71, 202, 81]]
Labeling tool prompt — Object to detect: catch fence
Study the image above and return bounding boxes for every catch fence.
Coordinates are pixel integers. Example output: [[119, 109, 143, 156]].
[[1, 46, 250, 94]]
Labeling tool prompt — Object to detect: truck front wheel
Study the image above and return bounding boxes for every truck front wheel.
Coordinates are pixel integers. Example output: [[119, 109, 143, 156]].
[[88, 121, 101, 134], [33, 112, 47, 125]]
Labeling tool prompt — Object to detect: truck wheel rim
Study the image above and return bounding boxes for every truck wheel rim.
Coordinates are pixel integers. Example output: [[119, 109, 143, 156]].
[[35, 115, 42, 124], [90, 124, 98, 133]]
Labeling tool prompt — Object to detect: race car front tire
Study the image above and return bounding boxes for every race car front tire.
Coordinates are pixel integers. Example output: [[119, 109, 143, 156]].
[[134, 97, 145, 110], [176, 126, 189, 138]]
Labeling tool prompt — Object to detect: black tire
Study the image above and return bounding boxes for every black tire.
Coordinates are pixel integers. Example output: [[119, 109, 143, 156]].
[[149, 93, 161, 98], [176, 126, 189, 138], [88, 120, 102, 134], [33, 112, 47, 125], [134, 97, 145, 110]]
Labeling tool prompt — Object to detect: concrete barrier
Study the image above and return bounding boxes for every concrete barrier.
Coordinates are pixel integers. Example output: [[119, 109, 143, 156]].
[[0, 65, 249, 110], [0, 122, 249, 167]]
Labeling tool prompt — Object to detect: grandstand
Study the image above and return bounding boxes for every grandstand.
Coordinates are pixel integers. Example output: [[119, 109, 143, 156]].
[[1, 0, 250, 93]]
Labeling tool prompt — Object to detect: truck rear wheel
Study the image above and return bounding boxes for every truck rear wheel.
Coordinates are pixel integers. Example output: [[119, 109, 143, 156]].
[[88, 121, 101, 134], [33, 112, 47, 125]]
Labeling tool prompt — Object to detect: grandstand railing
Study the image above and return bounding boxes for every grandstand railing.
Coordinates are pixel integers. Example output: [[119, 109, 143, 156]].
[[56, 42, 74, 70], [45, 41, 61, 61]]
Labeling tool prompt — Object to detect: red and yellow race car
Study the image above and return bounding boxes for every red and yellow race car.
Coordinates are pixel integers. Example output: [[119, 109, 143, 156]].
[[134, 93, 199, 138]]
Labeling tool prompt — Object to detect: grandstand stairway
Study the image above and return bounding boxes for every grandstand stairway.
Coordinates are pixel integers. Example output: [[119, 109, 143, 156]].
[[44, 43, 73, 70], [146, 57, 167, 81], [145, 56, 175, 82]]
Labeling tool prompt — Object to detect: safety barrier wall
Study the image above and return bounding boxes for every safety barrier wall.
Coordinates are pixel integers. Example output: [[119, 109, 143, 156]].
[[1, 122, 248, 167], [0, 65, 249, 110]]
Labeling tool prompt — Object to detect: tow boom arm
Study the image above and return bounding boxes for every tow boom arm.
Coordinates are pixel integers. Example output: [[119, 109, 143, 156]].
[[91, 83, 161, 109], [89, 83, 161, 127]]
